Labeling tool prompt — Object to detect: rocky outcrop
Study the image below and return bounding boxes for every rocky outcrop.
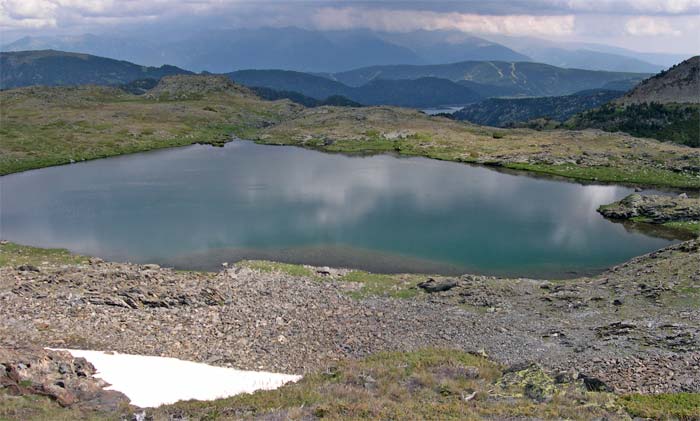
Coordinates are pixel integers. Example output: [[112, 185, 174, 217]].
[[144, 75, 252, 100], [598, 193, 700, 223], [0, 347, 130, 411]]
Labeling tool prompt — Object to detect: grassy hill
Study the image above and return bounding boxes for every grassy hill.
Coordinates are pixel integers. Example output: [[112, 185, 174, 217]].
[[454, 89, 625, 127], [0, 50, 191, 89], [563, 57, 700, 147]]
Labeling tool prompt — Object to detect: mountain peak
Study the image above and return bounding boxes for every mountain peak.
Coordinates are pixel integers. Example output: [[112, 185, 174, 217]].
[[616, 56, 699, 105]]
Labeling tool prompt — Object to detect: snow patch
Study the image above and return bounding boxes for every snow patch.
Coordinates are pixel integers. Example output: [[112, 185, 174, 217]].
[[51, 349, 301, 408]]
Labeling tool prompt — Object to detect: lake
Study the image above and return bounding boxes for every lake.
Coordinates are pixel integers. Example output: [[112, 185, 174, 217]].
[[0, 141, 679, 278]]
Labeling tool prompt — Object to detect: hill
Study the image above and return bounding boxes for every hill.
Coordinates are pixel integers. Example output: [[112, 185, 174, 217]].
[[0, 50, 191, 89], [329, 61, 648, 96], [566, 103, 699, 147], [564, 57, 700, 147], [453, 89, 625, 127], [615, 56, 700, 105], [249, 86, 361, 108], [229, 69, 352, 100]]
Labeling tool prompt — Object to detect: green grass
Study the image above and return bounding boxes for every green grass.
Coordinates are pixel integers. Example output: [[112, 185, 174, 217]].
[[0, 242, 86, 268], [237, 260, 315, 277], [147, 349, 625, 420], [619, 393, 700, 420], [0, 86, 296, 175], [0, 391, 121, 421], [504, 162, 700, 189], [342, 270, 422, 299], [236, 260, 424, 299], [663, 220, 700, 235]]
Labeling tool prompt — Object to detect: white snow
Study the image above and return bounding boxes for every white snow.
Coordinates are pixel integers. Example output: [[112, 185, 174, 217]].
[[51, 349, 302, 408]]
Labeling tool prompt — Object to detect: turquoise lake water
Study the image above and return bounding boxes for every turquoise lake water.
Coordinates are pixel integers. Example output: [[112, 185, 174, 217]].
[[0, 141, 678, 277]]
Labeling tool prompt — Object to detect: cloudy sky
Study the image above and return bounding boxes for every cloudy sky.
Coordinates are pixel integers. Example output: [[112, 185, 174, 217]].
[[1, 0, 699, 54]]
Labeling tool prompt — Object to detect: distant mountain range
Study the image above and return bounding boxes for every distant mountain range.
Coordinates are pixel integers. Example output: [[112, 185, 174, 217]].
[[325, 61, 648, 96], [229, 70, 481, 107], [453, 89, 626, 127], [2, 50, 650, 109], [0, 50, 191, 89], [229, 63, 645, 106], [1, 27, 675, 74]]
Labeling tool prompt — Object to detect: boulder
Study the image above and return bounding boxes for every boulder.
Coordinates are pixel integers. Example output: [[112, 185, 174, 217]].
[[417, 278, 458, 293]]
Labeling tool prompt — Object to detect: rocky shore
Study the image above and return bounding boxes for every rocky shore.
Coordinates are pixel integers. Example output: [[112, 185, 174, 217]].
[[598, 193, 700, 235], [1, 239, 698, 411], [599, 193, 700, 223]]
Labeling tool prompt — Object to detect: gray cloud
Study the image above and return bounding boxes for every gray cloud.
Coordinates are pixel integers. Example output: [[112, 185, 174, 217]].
[[1, 0, 698, 54]]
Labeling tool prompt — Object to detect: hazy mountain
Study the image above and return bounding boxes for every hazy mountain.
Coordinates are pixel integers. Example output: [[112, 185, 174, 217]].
[[454, 89, 625, 127], [229, 70, 352, 100], [518, 48, 663, 73], [615, 56, 700, 105], [330, 61, 648, 96], [1, 29, 421, 73], [2, 28, 532, 73], [486, 35, 683, 72], [229, 70, 482, 107], [376, 30, 530, 64], [0, 50, 191, 89]]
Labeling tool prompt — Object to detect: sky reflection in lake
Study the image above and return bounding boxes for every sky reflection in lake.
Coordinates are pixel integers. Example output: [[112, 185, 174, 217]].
[[0, 141, 677, 277]]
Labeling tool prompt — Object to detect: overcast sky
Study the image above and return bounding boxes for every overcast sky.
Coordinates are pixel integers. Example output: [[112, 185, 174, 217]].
[[1, 0, 699, 54]]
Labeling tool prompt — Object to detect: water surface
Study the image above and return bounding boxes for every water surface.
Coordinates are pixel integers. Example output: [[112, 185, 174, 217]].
[[0, 141, 678, 277]]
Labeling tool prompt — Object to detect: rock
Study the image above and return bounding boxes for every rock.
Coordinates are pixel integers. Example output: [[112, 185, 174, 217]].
[[0, 347, 131, 411], [598, 193, 700, 224], [524, 383, 549, 402], [316, 267, 332, 276], [417, 278, 458, 293], [580, 374, 611, 392]]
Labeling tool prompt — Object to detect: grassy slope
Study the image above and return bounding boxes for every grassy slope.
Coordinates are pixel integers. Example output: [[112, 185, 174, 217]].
[[0, 242, 87, 267], [254, 106, 700, 188], [2, 84, 700, 188], [0, 85, 298, 175]]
